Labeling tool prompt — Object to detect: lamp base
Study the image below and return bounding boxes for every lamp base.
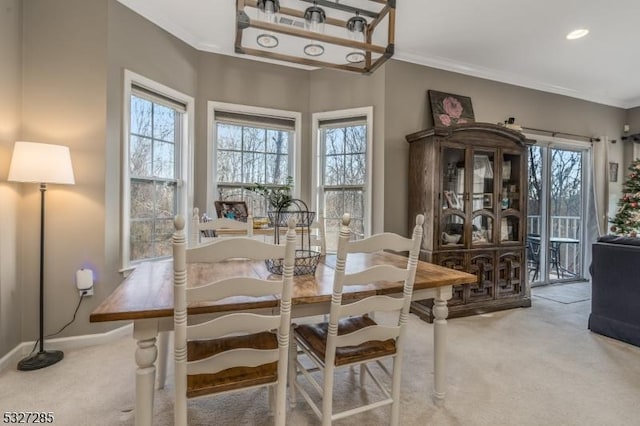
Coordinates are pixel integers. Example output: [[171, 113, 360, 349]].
[[17, 350, 64, 371]]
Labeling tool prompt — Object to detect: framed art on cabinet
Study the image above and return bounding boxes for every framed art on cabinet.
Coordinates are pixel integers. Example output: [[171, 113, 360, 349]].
[[428, 90, 476, 128]]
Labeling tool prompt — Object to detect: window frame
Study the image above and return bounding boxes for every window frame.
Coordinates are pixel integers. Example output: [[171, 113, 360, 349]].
[[524, 133, 591, 285], [122, 70, 194, 270], [207, 101, 301, 216], [312, 106, 374, 243]]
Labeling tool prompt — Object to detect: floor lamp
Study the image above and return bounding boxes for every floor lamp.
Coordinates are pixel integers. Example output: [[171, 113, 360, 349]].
[[8, 141, 75, 371]]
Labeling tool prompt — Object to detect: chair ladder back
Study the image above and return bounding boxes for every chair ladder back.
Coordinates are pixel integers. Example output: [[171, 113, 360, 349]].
[[323, 214, 352, 371], [188, 313, 282, 341], [337, 295, 405, 319], [173, 215, 188, 426], [187, 347, 280, 376], [342, 264, 409, 287], [173, 215, 297, 426], [187, 277, 283, 303], [334, 324, 400, 348], [186, 237, 285, 263], [347, 231, 414, 254], [292, 213, 425, 426], [395, 214, 424, 360], [191, 207, 254, 245]]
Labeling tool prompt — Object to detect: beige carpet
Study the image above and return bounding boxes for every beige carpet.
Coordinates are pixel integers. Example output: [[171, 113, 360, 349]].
[[2, 282, 640, 425]]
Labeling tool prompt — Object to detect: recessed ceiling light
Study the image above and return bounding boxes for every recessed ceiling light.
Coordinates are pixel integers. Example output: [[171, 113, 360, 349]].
[[566, 29, 589, 40]]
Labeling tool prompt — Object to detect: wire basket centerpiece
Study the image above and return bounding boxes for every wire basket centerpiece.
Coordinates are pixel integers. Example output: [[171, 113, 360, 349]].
[[265, 199, 320, 276]]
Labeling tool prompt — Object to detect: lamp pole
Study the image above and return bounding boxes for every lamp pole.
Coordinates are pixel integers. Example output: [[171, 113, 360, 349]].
[[8, 141, 74, 371], [17, 182, 64, 370], [38, 183, 46, 354]]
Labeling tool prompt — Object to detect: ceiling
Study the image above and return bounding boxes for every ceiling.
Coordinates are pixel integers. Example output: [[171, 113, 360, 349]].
[[116, 0, 640, 109]]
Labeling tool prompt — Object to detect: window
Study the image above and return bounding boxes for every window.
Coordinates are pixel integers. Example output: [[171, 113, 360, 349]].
[[526, 136, 590, 285], [208, 102, 301, 218], [123, 71, 193, 267], [313, 107, 373, 252]]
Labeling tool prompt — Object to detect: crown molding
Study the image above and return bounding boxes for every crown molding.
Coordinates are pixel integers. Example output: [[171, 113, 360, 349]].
[[393, 49, 632, 109]]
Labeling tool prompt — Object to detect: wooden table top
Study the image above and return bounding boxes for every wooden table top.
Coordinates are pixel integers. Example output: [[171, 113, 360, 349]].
[[216, 226, 308, 236], [90, 252, 476, 323]]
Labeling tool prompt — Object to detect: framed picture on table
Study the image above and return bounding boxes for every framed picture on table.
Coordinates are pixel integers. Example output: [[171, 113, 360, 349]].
[[214, 201, 248, 222]]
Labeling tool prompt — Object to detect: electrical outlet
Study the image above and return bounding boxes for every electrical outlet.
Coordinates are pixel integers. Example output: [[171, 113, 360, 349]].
[[79, 288, 93, 297]]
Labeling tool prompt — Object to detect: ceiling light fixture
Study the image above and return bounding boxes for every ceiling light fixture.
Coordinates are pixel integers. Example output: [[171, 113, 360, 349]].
[[303, 2, 326, 57], [256, 0, 280, 48], [346, 12, 367, 63], [235, 0, 395, 74], [566, 28, 589, 40]]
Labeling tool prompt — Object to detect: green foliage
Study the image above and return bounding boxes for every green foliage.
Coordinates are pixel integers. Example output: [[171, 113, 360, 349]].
[[610, 159, 640, 236], [245, 176, 293, 209]]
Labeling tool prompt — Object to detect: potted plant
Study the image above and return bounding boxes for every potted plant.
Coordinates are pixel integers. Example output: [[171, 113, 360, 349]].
[[245, 176, 294, 211]]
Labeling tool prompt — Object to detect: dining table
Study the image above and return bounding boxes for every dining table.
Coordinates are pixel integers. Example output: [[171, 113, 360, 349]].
[[90, 251, 476, 426]]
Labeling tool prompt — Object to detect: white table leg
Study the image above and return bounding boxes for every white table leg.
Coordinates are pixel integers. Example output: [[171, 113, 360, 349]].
[[156, 331, 170, 389], [432, 286, 451, 404], [134, 319, 159, 426]]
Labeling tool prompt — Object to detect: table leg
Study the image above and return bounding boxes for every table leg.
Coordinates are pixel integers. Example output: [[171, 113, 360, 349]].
[[432, 286, 451, 404], [156, 331, 170, 390], [133, 319, 159, 426]]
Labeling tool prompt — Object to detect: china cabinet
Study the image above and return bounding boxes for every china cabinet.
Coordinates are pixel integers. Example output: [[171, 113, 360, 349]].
[[406, 123, 532, 322]]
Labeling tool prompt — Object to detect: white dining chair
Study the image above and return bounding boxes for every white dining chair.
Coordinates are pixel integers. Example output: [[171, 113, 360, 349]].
[[289, 213, 424, 425], [172, 215, 296, 426], [191, 207, 253, 245]]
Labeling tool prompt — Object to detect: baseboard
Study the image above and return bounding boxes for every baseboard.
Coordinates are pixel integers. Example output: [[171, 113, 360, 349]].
[[0, 324, 133, 373]]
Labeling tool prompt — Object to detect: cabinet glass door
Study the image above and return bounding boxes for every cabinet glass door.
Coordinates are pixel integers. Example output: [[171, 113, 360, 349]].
[[441, 147, 465, 247], [499, 151, 522, 243], [471, 150, 495, 246]]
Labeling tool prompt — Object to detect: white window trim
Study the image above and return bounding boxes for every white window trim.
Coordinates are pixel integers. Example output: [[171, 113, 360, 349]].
[[207, 101, 302, 216], [122, 70, 195, 270], [312, 106, 374, 238]]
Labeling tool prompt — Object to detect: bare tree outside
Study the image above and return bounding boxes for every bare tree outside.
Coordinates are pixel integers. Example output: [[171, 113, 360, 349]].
[[216, 122, 290, 217], [321, 124, 367, 251], [129, 95, 180, 261], [527, 145, 584, 280], [527, 146, 582, 235]]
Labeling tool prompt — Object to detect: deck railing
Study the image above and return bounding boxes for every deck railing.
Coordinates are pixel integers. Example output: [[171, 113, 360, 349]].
[[527, 215, 582, 278]]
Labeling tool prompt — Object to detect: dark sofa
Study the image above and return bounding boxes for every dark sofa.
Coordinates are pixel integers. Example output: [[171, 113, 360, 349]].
[[588, 235, 640, 347]]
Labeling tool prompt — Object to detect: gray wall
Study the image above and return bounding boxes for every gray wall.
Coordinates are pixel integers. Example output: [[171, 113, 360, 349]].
[[0, 0, 634, 356], [103, 0, 199, 334], [309, 68, 386, 233], [194, 53, 310, 212], [626, 107, 640, 164], [0, 0, 22, 357], [18, 0, 108, 343], [384, 60, 627, 236], [627, 106, 640, 134]]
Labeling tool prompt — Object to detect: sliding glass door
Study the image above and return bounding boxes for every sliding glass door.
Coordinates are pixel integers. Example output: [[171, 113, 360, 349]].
[[527, 143, 587, 285]]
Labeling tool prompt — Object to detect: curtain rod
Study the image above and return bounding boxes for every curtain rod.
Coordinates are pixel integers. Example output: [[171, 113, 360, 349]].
[[520, 126, 600, 142]]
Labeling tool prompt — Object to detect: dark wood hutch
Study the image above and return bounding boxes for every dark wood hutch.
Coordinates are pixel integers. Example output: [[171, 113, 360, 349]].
[[406, 123, 532, 322]]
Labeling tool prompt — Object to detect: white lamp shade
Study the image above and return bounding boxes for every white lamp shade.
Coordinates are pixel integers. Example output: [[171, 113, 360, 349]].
[[8, 141, 75, 185]]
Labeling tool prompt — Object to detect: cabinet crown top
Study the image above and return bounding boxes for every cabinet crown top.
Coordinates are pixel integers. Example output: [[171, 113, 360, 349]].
[[406, 122, 532, 146]]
